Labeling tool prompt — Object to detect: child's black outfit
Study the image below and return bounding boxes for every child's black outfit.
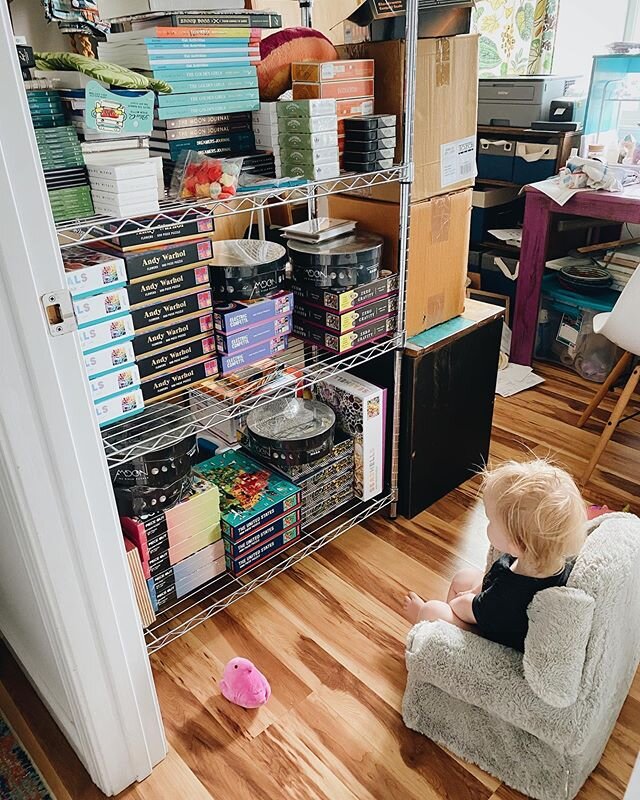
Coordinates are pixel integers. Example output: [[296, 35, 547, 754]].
[[472, 554, 574, 651]]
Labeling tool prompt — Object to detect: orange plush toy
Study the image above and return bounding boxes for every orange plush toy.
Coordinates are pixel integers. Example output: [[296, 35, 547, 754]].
[[257, 27, 338, 102]]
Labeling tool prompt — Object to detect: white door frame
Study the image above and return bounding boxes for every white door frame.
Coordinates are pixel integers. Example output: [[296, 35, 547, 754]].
[[0, 6, 166, 795]]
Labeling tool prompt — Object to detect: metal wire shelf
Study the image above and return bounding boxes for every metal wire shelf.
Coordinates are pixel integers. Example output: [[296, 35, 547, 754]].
[[144, 491, 392, 653], [101, 332, 404, 468], [55, 167, 406, 248]]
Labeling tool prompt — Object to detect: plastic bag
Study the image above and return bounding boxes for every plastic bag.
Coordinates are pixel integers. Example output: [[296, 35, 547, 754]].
[[173, 152, 243, 201]]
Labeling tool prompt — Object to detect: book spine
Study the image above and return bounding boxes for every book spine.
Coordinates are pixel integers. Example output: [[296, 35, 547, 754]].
[[156, 98, 259, 121], [151, 67, 256, 81], [162, 123, 249, 140], [148, 56, 257, 66], [171, 13, 281, 27], [153, 26, 253, 37], [153, 131, 254, 153], [142, 38, 254, 47], [168, 75, 258, 94], [157, 88, 259, 108]]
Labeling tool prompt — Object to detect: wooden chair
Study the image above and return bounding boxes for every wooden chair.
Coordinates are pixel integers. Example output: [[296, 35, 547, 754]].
[[578, 267, 640, 485]]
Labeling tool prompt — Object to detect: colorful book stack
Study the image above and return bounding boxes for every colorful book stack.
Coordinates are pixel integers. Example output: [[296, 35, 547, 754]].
[[121, 473, 224, 613], [277, 100, 339, 181], [291, 60, 376, 166], [98, 24, 262, 191], [343, 114, 397, 173], [86, 160, 162, 217], [29, 89, 95, 223], [193, 449, 302, 578], [83, 214, 218, 410]]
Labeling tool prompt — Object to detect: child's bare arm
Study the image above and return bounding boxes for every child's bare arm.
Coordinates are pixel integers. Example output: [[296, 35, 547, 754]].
[[449, 593, 478, 625]]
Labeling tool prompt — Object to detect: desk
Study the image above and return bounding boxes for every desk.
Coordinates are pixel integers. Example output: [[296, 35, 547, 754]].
[[399, 299, 504, 519], [512, 185, 640, 366]]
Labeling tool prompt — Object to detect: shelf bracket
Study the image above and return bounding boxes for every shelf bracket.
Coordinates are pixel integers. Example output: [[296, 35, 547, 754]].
[[41, 289, 77, 337]]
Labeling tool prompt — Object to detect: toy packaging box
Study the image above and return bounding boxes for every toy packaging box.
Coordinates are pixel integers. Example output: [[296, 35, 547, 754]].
[[95, 387, 145, 428], [84, 341, 135, 379], [73, 287, 130, 329], [314, 373, 386, 502], [293, 294, 398, 334], [78, 314, 136, 355], [89, 363, 140, 402], [193, 449, 301, 541], [217, 335, 288, 375], [223, 507, 301, 558], [292, 273, 399, 313], [150, 542, 227, 611]]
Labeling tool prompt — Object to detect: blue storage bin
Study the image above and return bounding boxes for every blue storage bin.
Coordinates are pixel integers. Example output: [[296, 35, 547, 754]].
[[535, 275, 621, 383], [513, 142, 559, 184], [471, 199, 522, 244], [477, 138, 515, 181], [480, 251, 519, 305]]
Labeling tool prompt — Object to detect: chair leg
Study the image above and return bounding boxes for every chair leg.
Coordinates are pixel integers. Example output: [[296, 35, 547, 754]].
[[581, 365, 640, 486], [577, 351, 632, 428]]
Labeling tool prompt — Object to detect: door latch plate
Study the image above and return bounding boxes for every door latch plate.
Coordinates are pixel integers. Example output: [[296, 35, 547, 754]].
[[42, 290, 77, 337]]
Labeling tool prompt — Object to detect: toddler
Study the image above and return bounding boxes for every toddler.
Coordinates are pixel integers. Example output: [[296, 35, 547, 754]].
[[401, 459, 587, 652]]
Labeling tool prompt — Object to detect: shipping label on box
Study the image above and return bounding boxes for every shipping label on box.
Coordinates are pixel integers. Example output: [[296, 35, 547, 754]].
[[441, 136, 477, 188], [132, 310, 214, 357]]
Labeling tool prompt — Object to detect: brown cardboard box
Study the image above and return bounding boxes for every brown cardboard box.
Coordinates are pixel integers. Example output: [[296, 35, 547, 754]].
[[328, 189, 471, 336], [338, 35, 479, 202], [405, 188, 471, 335], [247, 0, 362, 44], [327, 194, 400, 272]]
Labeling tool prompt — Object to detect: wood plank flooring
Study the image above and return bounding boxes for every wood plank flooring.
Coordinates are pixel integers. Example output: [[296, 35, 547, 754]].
[[1, 362, 639, 800]]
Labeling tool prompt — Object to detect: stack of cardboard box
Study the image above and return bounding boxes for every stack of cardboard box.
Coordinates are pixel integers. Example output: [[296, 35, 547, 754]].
[[330, 34, 478, 337]]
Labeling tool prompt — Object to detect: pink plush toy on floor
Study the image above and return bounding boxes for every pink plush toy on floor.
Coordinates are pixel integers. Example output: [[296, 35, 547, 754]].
[[220, 657, 271, 709]]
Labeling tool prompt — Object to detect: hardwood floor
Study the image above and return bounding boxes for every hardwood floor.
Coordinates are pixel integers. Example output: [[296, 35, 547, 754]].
[[1, 362, 639, 800]]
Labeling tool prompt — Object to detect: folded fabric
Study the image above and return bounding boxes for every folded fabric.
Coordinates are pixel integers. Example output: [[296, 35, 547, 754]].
[[35, 52, 172, 94], [530, 156, 632, 206]]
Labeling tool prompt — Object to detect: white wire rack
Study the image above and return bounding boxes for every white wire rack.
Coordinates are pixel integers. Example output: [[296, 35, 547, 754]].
[[102, 332, 404, 468], [144, 491, 392, 653], [55, 167, 406, 248]]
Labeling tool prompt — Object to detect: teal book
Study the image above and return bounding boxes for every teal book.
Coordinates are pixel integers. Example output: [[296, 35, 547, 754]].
[[169, 75, 258, 94], [157, 87, 259, 108], [149, 65, 256, 81], [156, 97, 259, 120]]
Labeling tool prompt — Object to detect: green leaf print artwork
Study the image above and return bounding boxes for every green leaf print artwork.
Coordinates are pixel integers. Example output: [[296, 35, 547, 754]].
[[479, 36, 502, 69], [516, 3, 534, 40]]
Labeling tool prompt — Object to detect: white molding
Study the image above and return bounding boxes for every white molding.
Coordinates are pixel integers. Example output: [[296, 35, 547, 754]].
[[0, 5, 166, 795]]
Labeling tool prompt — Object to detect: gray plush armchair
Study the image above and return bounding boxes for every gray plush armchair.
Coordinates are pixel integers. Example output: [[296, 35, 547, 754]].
[[403, 512, 640, 800]]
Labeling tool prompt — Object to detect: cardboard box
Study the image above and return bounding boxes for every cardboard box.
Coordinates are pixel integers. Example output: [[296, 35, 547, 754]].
[[405, 189, 471, 335], [338, 35, 479, 202], [292, 78, 374, 101], [327, 194, 400, 269], [292, 60, 374, 83], [247, 0, 362, 44]]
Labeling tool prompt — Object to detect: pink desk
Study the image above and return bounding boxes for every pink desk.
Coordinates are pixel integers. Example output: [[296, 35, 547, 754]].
[[512, 185, 640, 366]]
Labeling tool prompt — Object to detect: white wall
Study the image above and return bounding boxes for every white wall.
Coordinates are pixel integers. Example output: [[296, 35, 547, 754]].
[[9, 0, 67, 51]]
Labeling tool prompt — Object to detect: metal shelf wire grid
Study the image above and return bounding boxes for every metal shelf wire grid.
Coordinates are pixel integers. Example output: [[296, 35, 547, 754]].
[[145, 492, 392, 653], [55, 167, 405, 248], [101, 332, 404, 468]]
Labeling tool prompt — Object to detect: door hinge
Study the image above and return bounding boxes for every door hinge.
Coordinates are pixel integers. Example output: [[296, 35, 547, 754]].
[[42, 290, 77, 337]]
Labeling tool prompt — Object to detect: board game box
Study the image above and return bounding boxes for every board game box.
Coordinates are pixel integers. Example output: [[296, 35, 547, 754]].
[[193, 449, 301, 540], [291, 273, 399, 313], [136, 333, 215, 380], [223, 507, 301, 558], [225, 523, 301, 576], [140, 356, 218, 402], [126, 265, 210, 309], [100, 211, 214, 251], [132, 310, 213, 358], [131, 287, 213, 332]]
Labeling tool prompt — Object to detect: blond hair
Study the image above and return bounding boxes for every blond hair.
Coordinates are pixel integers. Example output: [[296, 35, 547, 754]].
[[482, 459, 587, 573]]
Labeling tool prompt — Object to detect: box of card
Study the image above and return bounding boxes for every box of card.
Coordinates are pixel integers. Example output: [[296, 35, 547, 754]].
[[132, 310, 213, 358], [212, 292, 293, 333], [193, 449, 301, 541], [280, 146, 339, 166], [293, 315, 397, 354], [217, 336, 288, 375], [292, 273, 399, 313], [293, 78, 375, 101], [277, 99, 336, 118], [63, 245, 127, 299], [294, 295, 398, 334], [94, 387, 144, 428], [223, 507, 301, 558], [84, 340, 135, 379], [73, 287, 130, 328], [215, 315, 292, 354], [93, 238, 213, 281], [101, 211, 214, 252], [131, 287, 213, 333], [89, 363, 140, 402], [121, 474, 220, 560], [136, 333, 215, 380], [315, 373, 386, 502], [292, 60, 374, 84], [127, 265, 210, 309], [278, 131, 338, 150], [280, 162, 340, 181], [140, 356, 218, 402], [225, 524, 301, 576], [79, 313, 135, 354], [278, 115, 338, 135]]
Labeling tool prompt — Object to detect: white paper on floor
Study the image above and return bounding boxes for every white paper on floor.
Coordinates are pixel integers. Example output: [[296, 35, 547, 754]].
[[496, 363, 545, 397]]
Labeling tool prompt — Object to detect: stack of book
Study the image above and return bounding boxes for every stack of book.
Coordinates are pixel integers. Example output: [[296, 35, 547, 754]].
[[277, 100, 340, 181], [86, 160, 162, 217], [252, 103, 282, 177], [98, 18, 263, 190]]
